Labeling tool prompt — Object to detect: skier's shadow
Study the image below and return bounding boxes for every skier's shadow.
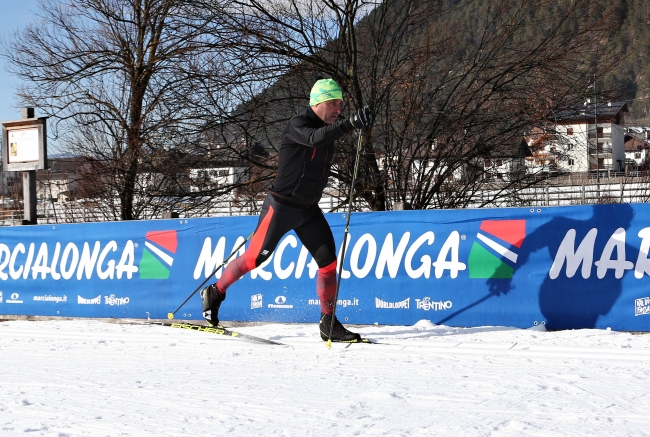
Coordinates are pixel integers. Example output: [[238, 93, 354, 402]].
[[487, 203, 635, 330]]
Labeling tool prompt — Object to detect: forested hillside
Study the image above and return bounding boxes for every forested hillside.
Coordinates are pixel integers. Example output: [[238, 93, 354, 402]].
[[5, 0, 645, 217], [450, 0, 649, 124], [612, 0, 650, 124]]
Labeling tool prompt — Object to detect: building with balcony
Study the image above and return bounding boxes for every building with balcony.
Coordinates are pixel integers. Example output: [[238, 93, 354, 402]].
[[549, 101, 629, 174]]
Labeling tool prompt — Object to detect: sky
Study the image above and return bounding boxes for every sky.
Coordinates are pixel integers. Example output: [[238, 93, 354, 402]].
[[0, 0, 41, 124], [1, 318, 649, 436]]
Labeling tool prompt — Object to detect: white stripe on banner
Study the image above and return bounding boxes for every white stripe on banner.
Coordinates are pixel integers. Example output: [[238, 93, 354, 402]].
[[476, 233, 518, 264], [144, 241, 174, 266]]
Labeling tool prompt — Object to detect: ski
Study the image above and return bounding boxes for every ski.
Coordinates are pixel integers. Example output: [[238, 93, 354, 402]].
[[155, 321, 286, 346], [325, 337, 385, 346], [345, 338, 388, 346], [153, 321, 383, 346], [337, 338, 378, 344]]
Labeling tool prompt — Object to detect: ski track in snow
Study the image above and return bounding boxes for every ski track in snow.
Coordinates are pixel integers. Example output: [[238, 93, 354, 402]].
[[1, 319, 649, 437]]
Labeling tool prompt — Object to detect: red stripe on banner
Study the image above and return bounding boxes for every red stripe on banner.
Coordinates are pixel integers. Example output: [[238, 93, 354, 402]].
[[145, 230, 178, 253], [479, 220, 526, 248]]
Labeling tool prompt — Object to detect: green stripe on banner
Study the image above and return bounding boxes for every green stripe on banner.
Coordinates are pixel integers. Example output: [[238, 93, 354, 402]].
[[139, 248, 170, 279], [468, 242, 514, 279]]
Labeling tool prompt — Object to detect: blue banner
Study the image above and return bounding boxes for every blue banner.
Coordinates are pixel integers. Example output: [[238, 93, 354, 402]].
[[1, 203, 649, 331]]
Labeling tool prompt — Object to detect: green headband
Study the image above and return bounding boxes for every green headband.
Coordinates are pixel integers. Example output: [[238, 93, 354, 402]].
[[310, 79, 343, 106]]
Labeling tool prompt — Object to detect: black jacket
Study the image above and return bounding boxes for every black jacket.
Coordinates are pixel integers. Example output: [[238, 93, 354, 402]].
[[269, 106, 353, 207]]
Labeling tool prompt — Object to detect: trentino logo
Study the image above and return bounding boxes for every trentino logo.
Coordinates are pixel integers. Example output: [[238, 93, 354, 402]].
[[468, 220, 526, 278], [139, 230, 178, 279]]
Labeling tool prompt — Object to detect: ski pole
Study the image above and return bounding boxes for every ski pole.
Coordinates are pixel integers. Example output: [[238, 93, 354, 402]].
[[327, 129, 364, 348], [167, 232, 254, 320], [435, 292, 495, 325]]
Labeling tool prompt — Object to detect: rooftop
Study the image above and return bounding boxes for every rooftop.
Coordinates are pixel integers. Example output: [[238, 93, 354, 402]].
[[554, 101, 628, 122]]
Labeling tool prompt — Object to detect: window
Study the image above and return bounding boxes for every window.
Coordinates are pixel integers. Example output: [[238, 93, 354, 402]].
[[568, 159, 575, 166]]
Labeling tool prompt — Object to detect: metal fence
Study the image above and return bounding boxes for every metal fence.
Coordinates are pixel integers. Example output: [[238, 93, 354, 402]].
[[474, 182, 650, 208], [2, 178, 650, 226]]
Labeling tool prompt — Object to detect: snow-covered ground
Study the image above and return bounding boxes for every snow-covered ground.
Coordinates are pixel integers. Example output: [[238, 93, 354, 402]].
[[1, 319, 649, 437]]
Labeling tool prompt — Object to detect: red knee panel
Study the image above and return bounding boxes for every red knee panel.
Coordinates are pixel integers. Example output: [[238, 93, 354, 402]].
[[217, 255, 248, 293], [317, 260, 338, 314], [244, 205, 275, 271], [319, 260, 337, 275]]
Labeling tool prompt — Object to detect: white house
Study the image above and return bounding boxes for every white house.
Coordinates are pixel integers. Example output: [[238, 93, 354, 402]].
[[539, 101, 629, 174], [188, 166, 248, 192], [624, 127, 650, 171]]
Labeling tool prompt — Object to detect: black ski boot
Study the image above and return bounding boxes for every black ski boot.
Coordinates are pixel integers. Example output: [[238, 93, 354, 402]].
[[200, 284, 226, 327], [319, 313, 362, 342]]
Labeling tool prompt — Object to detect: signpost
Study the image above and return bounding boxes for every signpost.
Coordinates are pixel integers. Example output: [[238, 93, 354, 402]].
[[1, 108, 48, 224]]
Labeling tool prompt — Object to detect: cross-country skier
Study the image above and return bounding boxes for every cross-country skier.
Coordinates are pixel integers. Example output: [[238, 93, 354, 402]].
[[200, 78, 371, 342]]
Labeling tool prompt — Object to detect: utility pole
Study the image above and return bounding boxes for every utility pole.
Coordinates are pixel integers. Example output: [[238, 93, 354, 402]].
[[594, 74, 599, 187], [588, 74, 599, 194], [22, 108, 37, 225]]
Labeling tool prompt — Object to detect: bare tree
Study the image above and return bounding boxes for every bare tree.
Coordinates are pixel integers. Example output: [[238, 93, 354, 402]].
[[3, 0, 624, 219], [210, 0, 622, 211], [2, 0, 248, 220]]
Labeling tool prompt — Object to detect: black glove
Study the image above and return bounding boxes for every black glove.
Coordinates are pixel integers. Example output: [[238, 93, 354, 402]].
[[349, 105, 371, 129]]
